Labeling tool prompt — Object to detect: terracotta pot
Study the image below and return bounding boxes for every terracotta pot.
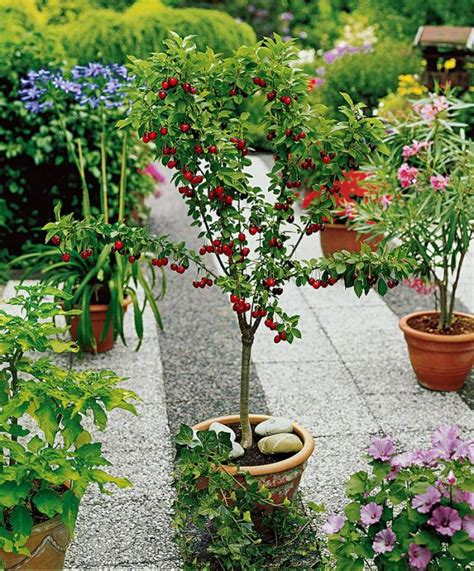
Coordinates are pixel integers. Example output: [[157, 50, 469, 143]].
[[70, 297, 132, 353], [320, 222, 382, 256], [193, 414, 315, 505], [399, 311, 474, 391], [0, 515, 70, 570]]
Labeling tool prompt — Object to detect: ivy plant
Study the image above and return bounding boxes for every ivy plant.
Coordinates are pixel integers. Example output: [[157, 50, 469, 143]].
[[0, 284, 139, 558], [44, 34, 416, 450]]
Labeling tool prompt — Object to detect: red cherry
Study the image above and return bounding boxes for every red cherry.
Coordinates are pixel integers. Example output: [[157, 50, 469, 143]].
[[280, 95, 292, 106], [229, 87, 238, 96], [180, 123, 191, 133], [167, 160, 177, 169], [170, 263, 177, 271], [236, 140, 246, 150], [149, 131, 157, 140], [321, 281, 328, 288], [208, 145, 217, 154], [249, 226, 257, 235], [152, 258, 159, 266], [279, 331, 287, 341], [169, 77, 178, 87], [194, 145, 204, 154], [266, 91, 276, 101], [61, 252, 71, 262], [176, 265, 185, 274], [328, 277, 337, 285], [215, 186, 224, 196], [114, 240, 123, 250], [162, 80, 170, 90], [274, 335, 281, 344], [322, 156, 331, 164], [224, 195, 233, 205], [241, 247, 250, 256], [160, 127, 168, 135], [158, 91, 167, 100], [190, 86, 197, 95], [51, 235, 61, 246], [162, 257, 168, 266], [142, 134, 150, 143], [230, 294, 239, 303], [199, 247, 206, 255], [238, 232, 246, 242], [285, 128, 292, 137], [128, 255, 135, 263], [181, 82, 191, 92], [80, 250, 89, 259]]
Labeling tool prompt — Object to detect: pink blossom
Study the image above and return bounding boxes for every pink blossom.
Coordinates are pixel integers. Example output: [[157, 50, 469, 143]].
[[323, 51, 337, 64], [446, 470, 456, 485], [344, 201, 356, 220], [414, 96, 449, 122], [408, 544, 432, 570], [360, 502, 383, 526], [397, 163, 419, 188], [463, 515, 474, 540], [453, 438, 474, 463], [380, 194, 392, 209], [372, 528, 396, 553], [402, 140, 431, 160], [138, 162, 166, 183], [427, 506, 462, 536], [403, 278, 436, 296], [430, 174, 449, 191], [368, 436, 396, 461], [412, 486, 441, 513], [431, 425, 461, 459], [323, 514, 345, 534], [453, 489, 474, 509]]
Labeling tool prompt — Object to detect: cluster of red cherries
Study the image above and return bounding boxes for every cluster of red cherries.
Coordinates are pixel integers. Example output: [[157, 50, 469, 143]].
[[263, 317, 288, 343], [230, 136, 249, 157], [192, 277, 213, 289], [306, 223, 325, 235], [308, 276, 338, 289], [208, 185, 234, 206], [157, 76, 197, 101]]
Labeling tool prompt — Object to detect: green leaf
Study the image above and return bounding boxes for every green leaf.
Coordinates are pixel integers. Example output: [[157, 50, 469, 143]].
[[344, 501, 361, 522], [33, 489, 63, 519], [10, 506, 33, 540], [61, 491, 79, 537]]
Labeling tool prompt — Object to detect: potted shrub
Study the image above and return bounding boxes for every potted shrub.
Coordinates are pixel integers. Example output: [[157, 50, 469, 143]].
[[0, 284, 138, 568], [14, 63, 166, 352], [322, 426, 473, 570], [302, 169, 383, 255], [354, 92, 474, 391], [46, 35, 414, 501]]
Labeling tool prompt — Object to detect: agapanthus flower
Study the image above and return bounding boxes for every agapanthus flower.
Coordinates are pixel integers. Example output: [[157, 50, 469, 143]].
[[323, 514, 345, 534], [463, 515, 474, 540], [408, 544, 432, 570], [397, 163, 419, 188], [372, 528, 396, 553], [427, 506, 462, 536], [316, 66, 326, 76], [280, 11, 294, 21], [360, 502, 383, 526], [368, 436, 396, 461], [323, 51, 337, 64], [429, 174, 449, 191], [412, 486, 441, 513]]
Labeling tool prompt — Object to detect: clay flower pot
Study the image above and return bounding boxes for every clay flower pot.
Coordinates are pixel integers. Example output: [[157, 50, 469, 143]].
[[0, 515, 70, 570], [70, 297, 132, 353], [193, 414, 315, 505], [400, 311, 474, 391], [320, 222, 382, 256]]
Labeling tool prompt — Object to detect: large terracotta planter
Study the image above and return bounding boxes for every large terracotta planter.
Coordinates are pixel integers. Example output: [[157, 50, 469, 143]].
[[0, 515, 70, 570], [320, 222, 382, 256], [400, 311, 474, 391], [193, 414, 315, 505], [70, 297, 132, 353]]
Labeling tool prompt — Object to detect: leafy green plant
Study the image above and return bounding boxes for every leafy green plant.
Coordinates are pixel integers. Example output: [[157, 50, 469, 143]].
[[12, 62, 165, 351], [174, 424, 323, 569], [322, 427, 474, 570], [0, 283, 139, 558], [45, 34, 416, 450], [353, 93, 474, 330]]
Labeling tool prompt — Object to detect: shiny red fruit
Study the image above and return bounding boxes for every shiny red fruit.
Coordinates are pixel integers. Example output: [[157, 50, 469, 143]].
[[62, 252, 71, 262], [114, 240, 123, 250], [51, 235, 61, 246]]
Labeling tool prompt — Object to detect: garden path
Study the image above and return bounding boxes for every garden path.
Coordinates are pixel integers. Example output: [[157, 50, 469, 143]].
[[1, 154, 472, 568]]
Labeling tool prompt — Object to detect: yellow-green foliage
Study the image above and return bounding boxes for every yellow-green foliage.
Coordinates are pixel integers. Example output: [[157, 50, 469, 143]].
[[0, 0, 44, 36], [58, 2, 257, 64]]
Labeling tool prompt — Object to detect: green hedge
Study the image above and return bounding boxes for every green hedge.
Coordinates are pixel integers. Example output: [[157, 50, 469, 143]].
[[59, 4, 256, 64], [310, 40, 421, 117]]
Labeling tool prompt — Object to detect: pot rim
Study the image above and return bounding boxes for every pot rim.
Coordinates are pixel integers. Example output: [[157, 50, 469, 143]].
[[66, 296, 132, 313], [400, 310, 474, 343], [192, 414, 315, 476]]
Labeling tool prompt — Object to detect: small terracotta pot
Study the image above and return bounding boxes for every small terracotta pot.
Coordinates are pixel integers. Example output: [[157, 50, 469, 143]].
[[320, 222, 382, 256], [399, 311, 474, 391], [70, 298, 132, 353], [0, 515, 70, 570], [193, 414, 315, 506]]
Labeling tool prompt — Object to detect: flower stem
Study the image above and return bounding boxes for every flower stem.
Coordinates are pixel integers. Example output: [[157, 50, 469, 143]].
[[118, 133, 127, 221], [100, 129, 109, 223]]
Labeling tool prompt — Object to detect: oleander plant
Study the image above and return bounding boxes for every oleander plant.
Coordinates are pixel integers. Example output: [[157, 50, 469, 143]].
[[44, 34, 415, 450], [0, 284, 138, 561]]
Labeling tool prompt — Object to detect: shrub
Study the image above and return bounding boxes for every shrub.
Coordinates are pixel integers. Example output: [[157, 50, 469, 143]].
[[58, 4, 256, 64], [310, 40, 421, 117]]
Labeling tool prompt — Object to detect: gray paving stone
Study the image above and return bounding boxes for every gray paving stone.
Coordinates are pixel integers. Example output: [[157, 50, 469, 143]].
[[256, 361, 380, 437], [301, 282, 385, 311]]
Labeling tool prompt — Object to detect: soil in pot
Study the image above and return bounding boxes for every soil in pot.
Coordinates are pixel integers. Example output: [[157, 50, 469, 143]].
[[407, 314, 474, 336], [229, 423, 296, 467]]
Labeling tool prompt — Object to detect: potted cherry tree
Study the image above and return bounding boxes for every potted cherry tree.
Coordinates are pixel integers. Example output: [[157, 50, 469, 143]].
[[354, 93, 474, 391], [46, 35, 414, 501]]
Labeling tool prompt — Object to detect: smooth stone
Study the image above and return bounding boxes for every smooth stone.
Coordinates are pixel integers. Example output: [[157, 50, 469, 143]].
[[230, 442, 245, 459], [255, 417, 293, 437], [257, 433, 303, 455], [209, 422, 236, 442]]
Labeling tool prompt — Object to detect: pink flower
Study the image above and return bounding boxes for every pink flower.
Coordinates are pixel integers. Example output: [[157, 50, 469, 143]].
[[373, 528, 396, 553], [430, 174, 449, 191], [360, 502, 383, 526], [397, 163, 419, 188], [368, 436, 396, 461], [323, 514, 345, 534], [323, 51, 337, 64], [402, 140, 431, 160], [408, 544, 432, 570], [380, 194, 392, 209], [414, 96, 449, 123], [453, 489, 474, 509], [453, 439, 474, 463], [138, 162, 166, 183], [427, 506, 462, 536], [431, 425, 461, 459], [344, 201, 356, 220], [446, 470, 456, 485], [463, 515, 474, 540], [412, 486, 441, 513]]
